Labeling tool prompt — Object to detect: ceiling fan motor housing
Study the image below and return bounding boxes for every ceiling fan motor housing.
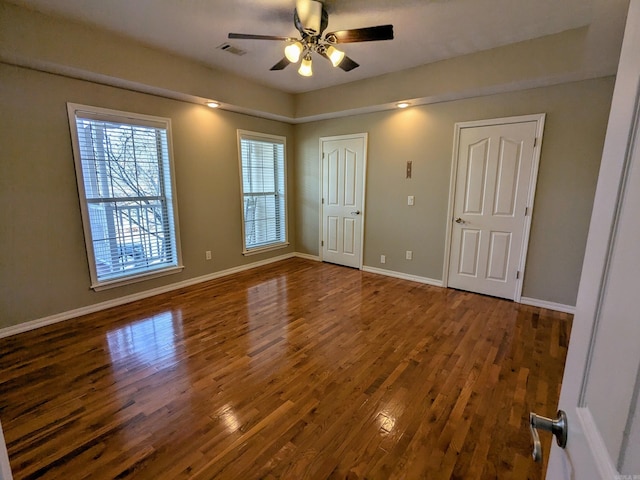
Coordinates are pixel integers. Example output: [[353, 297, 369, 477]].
[[294, 0, 328, 36]]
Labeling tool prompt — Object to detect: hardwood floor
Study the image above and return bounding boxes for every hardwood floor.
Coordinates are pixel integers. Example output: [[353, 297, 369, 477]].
[[0, 258, 571, 479]]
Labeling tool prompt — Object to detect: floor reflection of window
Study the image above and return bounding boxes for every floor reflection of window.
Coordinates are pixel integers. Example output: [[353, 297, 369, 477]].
[[107, 311, 181, 369], [218, 404, 241, 433], [246, 277, 288, 374]]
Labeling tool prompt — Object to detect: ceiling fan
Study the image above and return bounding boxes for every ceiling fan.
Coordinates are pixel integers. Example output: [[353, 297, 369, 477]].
[[228, 0, 394, 77]]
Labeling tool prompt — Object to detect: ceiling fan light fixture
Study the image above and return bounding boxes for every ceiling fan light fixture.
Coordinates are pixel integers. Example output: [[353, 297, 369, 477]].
[[326, 45, 345, 67], [298, 54, 313, 76], [227, 3, 394, 77], [284, 41, 303, 63]]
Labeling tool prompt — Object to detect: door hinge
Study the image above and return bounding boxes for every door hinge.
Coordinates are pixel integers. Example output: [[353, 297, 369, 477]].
[[322, 152, 325, 159], [533, 137, 538, 147], [322, 198, 325, 204], [321, 240, 324, 247], [516, 270, 521, 280], [525, 206, 529, 216]]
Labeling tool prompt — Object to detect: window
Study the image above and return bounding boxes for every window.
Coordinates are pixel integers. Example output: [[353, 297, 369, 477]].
[[68, 104, 182, 290], [237, 130, 288, 254]]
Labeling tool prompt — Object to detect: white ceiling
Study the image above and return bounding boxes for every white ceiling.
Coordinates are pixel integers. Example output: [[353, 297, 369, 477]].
[[6, 0, 612, 94]]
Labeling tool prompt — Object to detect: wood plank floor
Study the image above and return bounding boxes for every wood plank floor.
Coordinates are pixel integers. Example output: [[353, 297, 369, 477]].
[[0, 258, 572, 479]]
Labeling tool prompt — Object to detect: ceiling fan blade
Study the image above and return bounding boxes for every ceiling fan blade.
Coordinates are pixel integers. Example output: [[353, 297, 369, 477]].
[[270, 57, 291, 71], [337, 55, 359, 71], [228, 33, 291, 41], [319, 51, 360, 71], [324, 24, 394, 43]]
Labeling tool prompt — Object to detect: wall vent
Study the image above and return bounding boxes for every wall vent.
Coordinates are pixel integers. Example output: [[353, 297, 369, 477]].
[[217, 43, 247, 56]]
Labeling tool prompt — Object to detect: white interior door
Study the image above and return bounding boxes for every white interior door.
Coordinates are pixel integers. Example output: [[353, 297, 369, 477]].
[[321, 134, 367, 269], [447, 116, 543, 300], [546, 2, 640, 477]]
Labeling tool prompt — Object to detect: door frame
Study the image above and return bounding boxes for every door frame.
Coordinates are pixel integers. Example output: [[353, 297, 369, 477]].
[[442, 114, 546, 301], [319, 133, 368, 269]]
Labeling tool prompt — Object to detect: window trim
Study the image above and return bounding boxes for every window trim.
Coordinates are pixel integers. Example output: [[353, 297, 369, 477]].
[[237, 130, 289, 255], [67, 103, 183, 290]]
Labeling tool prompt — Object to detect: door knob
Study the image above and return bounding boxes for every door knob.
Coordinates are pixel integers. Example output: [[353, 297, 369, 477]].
[[455, 217, 464, 224], [351, 210, 361, 215], [529, 410, 568, 462]]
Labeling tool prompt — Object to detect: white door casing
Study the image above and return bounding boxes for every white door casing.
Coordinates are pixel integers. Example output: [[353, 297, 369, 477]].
[[445, 115, 545, 300], [0, 419, 12, 480], [320, 134, 367, 269], [547, 1, 640, 478]]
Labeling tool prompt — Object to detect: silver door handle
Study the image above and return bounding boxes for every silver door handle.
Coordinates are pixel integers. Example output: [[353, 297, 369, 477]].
[[529, 410, 567, 462], [455, 217, 465, 224], [351, 210, 361, 215]]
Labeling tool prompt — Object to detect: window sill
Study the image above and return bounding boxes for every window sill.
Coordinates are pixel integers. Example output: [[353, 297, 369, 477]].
[[242, 242, 290, 257], [91, 265, 185, 291]]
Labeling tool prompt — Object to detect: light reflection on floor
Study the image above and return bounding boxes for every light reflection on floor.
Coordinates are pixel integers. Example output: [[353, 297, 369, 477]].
[[106, 310, 182, 370], [105, 310, 194, 444], [376, 411, 397, 434], [246, 276, 289, 376], [216, 403, 241, 433]]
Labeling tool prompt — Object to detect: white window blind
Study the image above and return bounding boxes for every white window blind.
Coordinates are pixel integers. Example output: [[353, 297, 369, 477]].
[[68, 104, 182, 289], [238, 131, 288, 254]]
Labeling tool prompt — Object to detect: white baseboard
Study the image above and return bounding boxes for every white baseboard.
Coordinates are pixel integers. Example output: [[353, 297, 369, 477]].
[[294, 252, 321, 262], [361, 266, 443, 287], [519, 297, 576, 314], [360, 269, 575, 314], [0, 252, 301, 339], [0, 255, 576, 339]]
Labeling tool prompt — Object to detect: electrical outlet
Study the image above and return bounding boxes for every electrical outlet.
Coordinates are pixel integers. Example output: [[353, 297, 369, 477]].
[[205, 250, 212, 260], [408, 195, 415, 206], [380, 254, 386, 264], [406, 250, 413, 260]]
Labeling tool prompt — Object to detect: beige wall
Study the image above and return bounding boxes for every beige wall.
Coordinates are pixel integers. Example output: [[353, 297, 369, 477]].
[[0, 64, 296, 328], [294, 77, 615, 306], [0, 68, 615, 328]]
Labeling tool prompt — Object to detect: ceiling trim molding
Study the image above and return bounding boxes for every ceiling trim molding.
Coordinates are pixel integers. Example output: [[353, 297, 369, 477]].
[[1, 52, 615, 125], [0, 53, 296, 123]]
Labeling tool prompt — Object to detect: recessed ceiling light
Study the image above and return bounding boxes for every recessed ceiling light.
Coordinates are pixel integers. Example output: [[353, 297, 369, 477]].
[[397, 102, 410, 109], [206, 101, 220, 108]]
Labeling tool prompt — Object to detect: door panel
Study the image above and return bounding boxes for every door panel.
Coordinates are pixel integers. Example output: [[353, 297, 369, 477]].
[[547, 3, 640, 476], [321, 135, 367, 269], [486, 231, 511, 281], [493, 139, 521, 216], [344, 149, 357, 207], [343, 217, 355, 255], [459, 229, 481, 276], [327, 216, 339, 253], [327, 151, 339, 205], [464, 139, 489, 214], [448, 118, 540, 300]]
